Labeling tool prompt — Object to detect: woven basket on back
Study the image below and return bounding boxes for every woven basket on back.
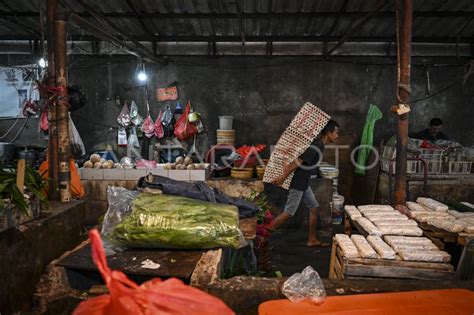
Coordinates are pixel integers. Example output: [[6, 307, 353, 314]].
[[263, 102, 330, 190]]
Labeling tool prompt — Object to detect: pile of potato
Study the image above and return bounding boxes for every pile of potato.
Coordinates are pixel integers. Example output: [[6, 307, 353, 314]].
[[163, 156, 206, 170], [83, 153, 116, 169]]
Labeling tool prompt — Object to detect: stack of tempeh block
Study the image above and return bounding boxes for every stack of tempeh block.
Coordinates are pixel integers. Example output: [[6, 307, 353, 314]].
[[334, 233, 451, 263], [406, 198, 474, 234]]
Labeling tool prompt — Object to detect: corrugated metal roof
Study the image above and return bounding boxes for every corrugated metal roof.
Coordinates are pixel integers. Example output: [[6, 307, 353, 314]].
[[0, 0, 473, 43]]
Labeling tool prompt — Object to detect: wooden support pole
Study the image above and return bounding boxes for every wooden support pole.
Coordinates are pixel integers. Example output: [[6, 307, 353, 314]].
[[394, 0, 413, 206], [54, 9, 71, 202], [47, 0, 59, 201]]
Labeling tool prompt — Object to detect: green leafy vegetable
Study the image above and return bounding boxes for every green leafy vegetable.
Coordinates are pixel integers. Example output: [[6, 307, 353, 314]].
[[111, 193, 241, 249]]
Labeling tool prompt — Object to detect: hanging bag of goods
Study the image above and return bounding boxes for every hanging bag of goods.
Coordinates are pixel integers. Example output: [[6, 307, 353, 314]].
[[141, 102, 155, 139], [174, 101, 198, 141], [117, 101, 131, 127], [154, 110, 164, 138], [263, 102, 330, 190], [161, 105, 174, 137]]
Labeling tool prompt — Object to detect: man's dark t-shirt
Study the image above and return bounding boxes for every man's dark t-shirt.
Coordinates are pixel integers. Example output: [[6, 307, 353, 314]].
[[290, 138, 325, 191], [413, 129, 449, 142]]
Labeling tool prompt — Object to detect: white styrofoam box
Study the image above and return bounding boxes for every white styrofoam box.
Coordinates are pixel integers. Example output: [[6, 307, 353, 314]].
[[124, 169, 148, 180], [77, 167, 83, 179], [103, 169, 125, 180], [147, 168, 168, 177], [168, 170, 190, 181], [189, 169, 206, 181], [81, 168, 104, 180]]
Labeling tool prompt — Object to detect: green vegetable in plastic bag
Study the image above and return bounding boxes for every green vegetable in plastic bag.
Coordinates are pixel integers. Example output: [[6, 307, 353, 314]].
[[111, 193, 241, 249]]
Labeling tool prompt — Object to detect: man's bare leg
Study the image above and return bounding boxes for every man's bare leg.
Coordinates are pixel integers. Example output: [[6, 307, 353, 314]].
[[271, 211, 292, 230], [307, 207, 323, 246]]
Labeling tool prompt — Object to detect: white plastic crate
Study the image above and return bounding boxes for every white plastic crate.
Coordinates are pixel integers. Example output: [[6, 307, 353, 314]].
[[448, 161, 472, 174], [380, 158, 419, 174], [419, 159, 443, 174], [381, 146, 396, 159]]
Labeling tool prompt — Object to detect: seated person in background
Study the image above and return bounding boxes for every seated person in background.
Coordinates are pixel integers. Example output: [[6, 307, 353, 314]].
[[413, 118, 450, 142]]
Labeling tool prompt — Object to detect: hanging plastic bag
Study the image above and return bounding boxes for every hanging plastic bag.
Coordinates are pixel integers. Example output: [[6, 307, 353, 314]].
[[73, 229, 235, 315], [154, 110, 164, 139], [39, 107, 48, 132], [141, 113, 155, 139], [118, 128, 128, 147], [117, 101, 131, 127], [174, 101, 198, 141], [161, 105, 174, 137], [128, 127, 140, 148], [282, 266, 326, 305], [130, 101, 143, 126], [69, 113, 86, 158]]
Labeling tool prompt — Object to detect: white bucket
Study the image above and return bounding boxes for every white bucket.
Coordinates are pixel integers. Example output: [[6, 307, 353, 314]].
[[332, 194, 345, 225], [219, 116, 233, 130]]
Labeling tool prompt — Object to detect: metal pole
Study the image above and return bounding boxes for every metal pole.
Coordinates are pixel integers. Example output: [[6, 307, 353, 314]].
[[46, 0, 59, 201], [54, 9, 71, 202], [394, 0, 413, 205]]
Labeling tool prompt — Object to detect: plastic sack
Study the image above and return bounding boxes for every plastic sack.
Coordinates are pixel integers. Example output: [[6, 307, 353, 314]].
[[282, 266, 326, 304], [135, 159, 156, 169], [130, 101, 144, 126], [39, 107, 48, 132], [174, 101, 198, 141], [154, 110, 164, 138], [117, 128, 127, 147], [69, 113, 86, 158], [73, 229, 235, 315], [236, 144, 266, 159], [128, 127, 140, 148], [117, 101, 131, 127], [141, 113, 155, 138], [161, 105, 174, 137], [102, 187, 241, 249]]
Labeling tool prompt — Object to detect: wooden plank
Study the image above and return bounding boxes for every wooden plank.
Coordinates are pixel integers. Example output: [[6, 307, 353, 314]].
[[16, 159, 25, 193], [56, 244, 204, 279], [345, 264, 454, 280], [347, 257, 454, 272], [328, 241, 337, 279], [334, 255, 343, 280], [190, 249, 222, 287], [344, 213, 352, 235]]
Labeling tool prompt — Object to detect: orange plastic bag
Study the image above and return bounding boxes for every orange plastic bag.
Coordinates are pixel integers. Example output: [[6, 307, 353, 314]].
[[39, 159, 85, 198], [73, 229, 235, 315]]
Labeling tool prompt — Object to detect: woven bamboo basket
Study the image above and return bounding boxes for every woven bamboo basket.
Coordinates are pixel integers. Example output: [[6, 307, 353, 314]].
[[217, 129, 235, 145], [256, 165, 266, 179], [231, 167, 253, 179]]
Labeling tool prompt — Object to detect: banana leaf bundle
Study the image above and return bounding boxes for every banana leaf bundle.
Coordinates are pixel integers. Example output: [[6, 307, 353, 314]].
[[111, 193, 240, 249]]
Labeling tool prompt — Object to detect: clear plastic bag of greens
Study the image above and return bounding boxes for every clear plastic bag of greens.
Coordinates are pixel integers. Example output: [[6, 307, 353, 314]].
[[102, 186, 244, 251]]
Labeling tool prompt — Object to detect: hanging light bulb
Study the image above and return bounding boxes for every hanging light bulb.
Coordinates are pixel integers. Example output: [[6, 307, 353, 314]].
[[38, 57, 47, 68], [137, 63, 147, 82]]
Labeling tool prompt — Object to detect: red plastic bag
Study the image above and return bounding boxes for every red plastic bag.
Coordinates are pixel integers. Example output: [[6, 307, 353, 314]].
[[236, 144, 266, 158], [73, 229, 234, 315], [141, 113, 155, 139], [39, 107, 48, 132], [174, 101, 197, 141], [154, 110, 164, 138]]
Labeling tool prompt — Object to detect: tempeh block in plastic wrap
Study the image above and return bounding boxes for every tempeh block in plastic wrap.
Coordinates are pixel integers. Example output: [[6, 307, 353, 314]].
[[356, 217, 383, 236], [412, 212, 454, 223], [398, 250, 451, 262], [427, 219, 465, 233], [416, 197, 449, 212], [377, 226, 423, 236], [350, 235, 378, 259], [358, 209, 399, 216], [383, 236, 433, 245], [365, 214, 408, 221], [334, 234, 360, 258], [358, 205, 394, 212], [374, 220, 418, 227], [366, 235, 396, 260], [464, 225, 474, 233], [344, 205, 362, 220], [390, 243, 439, 252], [406, 201, 430, 212]]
